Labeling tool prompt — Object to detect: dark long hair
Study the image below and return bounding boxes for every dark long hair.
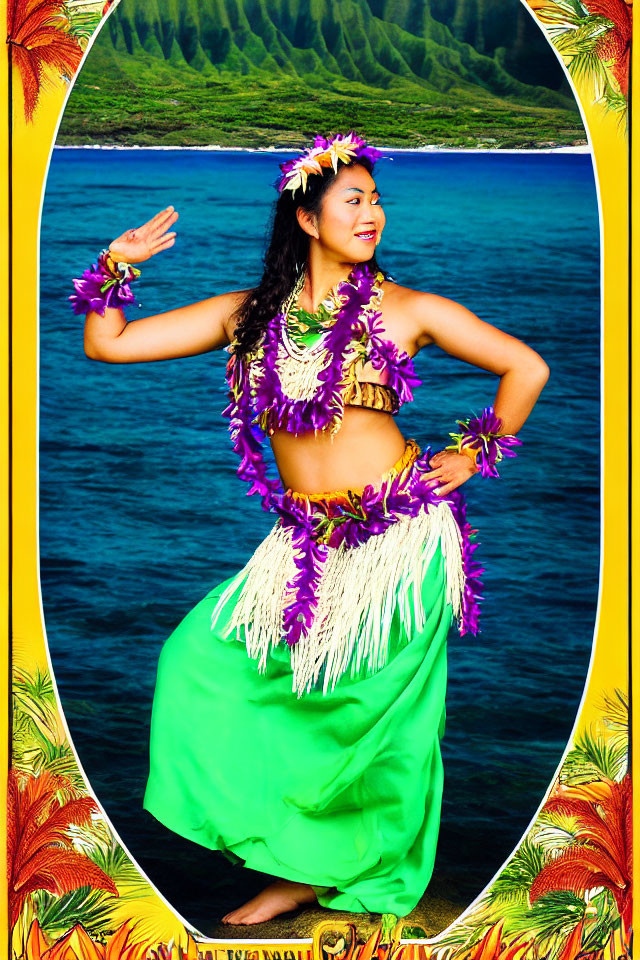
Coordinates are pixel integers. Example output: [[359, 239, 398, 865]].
[[231, 155, 384, 358]]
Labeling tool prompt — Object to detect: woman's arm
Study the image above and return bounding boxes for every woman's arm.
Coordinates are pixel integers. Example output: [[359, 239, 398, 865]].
[[403, 290, 549, 496], [84, 289, 250, 364], [80, 204, 251, 363], [408, 291, 550, 435]]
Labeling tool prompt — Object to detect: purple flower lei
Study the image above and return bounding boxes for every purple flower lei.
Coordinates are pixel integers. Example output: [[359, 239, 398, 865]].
[[444, 487, 485, 636], [69, 249, 141, 317], [446, 405, 522, 478], [364, 309, 423, 404], [223, 261, 487, 646], [250, 265, 374, 436], [223, 260, 421, 511], [276, 448, 486, 646]]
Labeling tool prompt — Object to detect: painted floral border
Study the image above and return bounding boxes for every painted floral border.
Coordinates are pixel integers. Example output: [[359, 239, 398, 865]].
[[9, 659, 632, 959], [6, 0, 632, 129], [524, 0, 631, 124], [5, 0, 633, 957]]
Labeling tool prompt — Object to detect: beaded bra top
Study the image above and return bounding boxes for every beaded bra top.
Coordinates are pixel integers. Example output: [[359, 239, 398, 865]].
[[223, 260, 422, 512], [286, 310, 400, 416]]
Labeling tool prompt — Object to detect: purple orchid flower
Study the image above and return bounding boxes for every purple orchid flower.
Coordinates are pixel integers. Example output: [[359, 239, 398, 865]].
[[452, 405, 523, 478]]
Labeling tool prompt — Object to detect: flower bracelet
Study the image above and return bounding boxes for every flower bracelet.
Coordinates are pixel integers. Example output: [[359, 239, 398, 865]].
[[69, 248, 141, 317], [445, 405, 522, 478]]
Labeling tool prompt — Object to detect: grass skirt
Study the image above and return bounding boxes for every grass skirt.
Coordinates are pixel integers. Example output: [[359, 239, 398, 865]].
[[144, 443, 467, 916]]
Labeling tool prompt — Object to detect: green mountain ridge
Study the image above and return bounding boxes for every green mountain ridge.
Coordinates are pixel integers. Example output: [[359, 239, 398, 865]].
[[59, 0, 585, 149]]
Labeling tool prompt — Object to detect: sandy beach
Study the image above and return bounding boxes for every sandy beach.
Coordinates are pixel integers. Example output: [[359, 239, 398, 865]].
[[54, 142, 592, 155]]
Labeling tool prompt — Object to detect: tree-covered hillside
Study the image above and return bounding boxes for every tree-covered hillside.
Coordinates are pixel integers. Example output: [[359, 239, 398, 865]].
[[59, 0, 586, 149]]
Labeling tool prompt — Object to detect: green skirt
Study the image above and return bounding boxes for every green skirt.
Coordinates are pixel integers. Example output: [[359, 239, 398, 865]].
[[143, 538, 452, 917]]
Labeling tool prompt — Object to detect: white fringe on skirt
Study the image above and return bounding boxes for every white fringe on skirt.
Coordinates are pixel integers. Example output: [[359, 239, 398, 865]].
[[210, 499, 465, 698]]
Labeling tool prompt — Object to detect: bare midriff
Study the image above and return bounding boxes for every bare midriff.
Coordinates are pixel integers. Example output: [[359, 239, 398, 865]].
[[270, 406, 409, 495]]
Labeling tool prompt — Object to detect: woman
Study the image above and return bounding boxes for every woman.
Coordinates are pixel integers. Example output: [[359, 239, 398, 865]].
[[72, 132, 549, 926]]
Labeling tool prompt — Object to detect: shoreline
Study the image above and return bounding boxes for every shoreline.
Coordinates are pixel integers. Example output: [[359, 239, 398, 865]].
[[54, 142, 592, 155]]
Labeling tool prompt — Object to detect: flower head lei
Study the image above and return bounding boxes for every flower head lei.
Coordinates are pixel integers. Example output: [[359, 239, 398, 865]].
[[276, 131, 388, 195]]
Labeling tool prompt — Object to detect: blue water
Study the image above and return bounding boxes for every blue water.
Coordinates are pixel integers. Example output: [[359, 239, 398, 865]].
[[40, 148, 600, 928]]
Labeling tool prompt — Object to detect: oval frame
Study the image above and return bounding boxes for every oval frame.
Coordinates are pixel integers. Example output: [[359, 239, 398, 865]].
[[2, 1, 634, 958]]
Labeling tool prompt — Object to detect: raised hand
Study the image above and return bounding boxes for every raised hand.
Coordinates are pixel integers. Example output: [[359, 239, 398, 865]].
[[108, 206, 179, 264]]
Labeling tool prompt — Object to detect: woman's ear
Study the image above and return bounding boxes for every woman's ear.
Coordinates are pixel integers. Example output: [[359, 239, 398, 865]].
[[296, 207, 320, 240]]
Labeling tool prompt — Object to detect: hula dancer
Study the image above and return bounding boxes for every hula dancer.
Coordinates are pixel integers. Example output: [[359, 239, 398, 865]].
[[72, 132, 549, 924]]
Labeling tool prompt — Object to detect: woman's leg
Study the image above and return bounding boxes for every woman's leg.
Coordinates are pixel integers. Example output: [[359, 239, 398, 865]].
[[144, 541, 451, 921]]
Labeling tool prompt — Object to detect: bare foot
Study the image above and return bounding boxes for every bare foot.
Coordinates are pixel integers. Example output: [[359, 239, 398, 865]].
[[221, 879, 318, 924]]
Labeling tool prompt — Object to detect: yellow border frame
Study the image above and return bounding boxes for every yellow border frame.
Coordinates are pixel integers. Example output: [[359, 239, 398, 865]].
[[631, 0, 639, 941], [2, 0, 635, 956]]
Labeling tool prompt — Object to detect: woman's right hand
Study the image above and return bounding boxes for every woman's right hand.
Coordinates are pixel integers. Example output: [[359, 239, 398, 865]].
[[108, 206, 179, 264]]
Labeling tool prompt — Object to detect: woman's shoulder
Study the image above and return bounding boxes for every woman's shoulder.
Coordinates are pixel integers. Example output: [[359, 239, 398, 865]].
[[379, 276, 465, 345], [381, 274, 460, 315], [379, 274, 459, 311], [220, 287, 254, 341]]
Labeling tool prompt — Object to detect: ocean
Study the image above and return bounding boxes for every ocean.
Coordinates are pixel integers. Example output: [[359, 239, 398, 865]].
[[39, 147, 600, 930]]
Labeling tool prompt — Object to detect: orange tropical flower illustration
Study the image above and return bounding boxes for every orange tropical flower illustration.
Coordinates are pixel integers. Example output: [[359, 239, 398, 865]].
[[6, 0, 84, 123], [396, 946, 437, 960], [524, 0, 632, 116], [27, 921, 101, 960], [8, 768, 118, 930], [529, 774, 632, 932], [356, 927, 387, 960], [581, 0, 632, 95], [455, 920, 534, 960], [22, 916, 194, 959], [555, 918, 586, 960], [24, 917, 49, 960]]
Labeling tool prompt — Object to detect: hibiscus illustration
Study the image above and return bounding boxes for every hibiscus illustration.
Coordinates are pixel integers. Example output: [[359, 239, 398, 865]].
[[529, 774, 632, 933], [6, 0, 84, 123], [581, 0, 631, 96], [525, 0, 632, 113]]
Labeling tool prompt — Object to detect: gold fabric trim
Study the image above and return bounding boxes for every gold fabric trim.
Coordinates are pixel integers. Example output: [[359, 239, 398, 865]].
[[341, 379, 400, 415]]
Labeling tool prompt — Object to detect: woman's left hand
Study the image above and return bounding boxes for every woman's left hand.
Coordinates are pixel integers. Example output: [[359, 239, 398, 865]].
[[423, 449, 479, 496]]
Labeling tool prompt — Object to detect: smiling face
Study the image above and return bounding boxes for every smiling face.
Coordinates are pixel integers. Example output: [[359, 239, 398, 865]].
[[297, 162, 386, 263]]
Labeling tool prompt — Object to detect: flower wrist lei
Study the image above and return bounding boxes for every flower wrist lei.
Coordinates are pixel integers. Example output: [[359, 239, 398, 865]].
[[445, 405, 522, 478], [69, 248, 141, 317]]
